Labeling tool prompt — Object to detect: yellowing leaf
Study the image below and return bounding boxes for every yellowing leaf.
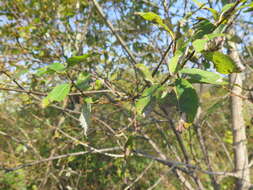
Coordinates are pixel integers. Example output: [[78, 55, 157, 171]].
[[41, 97, 50, 108]]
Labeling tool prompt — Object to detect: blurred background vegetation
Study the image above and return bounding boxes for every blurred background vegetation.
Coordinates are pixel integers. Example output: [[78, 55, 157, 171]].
[[0, 0, 252, 189]]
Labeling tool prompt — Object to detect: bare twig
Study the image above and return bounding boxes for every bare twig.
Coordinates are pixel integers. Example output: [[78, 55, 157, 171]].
[[205, 121, 233, 166], [91, 0, 138, 66], [0, 147, 120, 172], [31, 113, 124, 158], [147, 175, 165, 190], [0, 130, 31, 149], [134, 150, 241, 178], [152, 40, 174, 77], [0, 87, 111, 96], [124, 161, 154, 190]]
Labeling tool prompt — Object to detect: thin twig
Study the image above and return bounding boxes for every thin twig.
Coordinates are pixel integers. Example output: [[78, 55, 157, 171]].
[[147, 175, 165, 190], [0, 147, 120, 172], [0, 87, 111, 96], [152, 40, 174, 77], [215, 0, 243, 28], [0, 130, 31, 149], [134, 150, 239, 178], [91, 0, 137, 66], [124, 161, 154, 190], [205, 121, 233, 167], [1, 70, 25, 90], [31, 113, 124, 158]]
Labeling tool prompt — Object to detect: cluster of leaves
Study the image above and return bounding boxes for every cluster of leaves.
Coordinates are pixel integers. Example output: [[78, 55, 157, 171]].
[[135, 0, 251, 125]]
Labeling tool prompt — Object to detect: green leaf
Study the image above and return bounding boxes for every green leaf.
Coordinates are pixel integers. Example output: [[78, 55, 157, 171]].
[[94, 79, 103, 90], [76, 72, 91, 90], [221, 0, 229, 5], [191, 0, 204, 8], [227, 34, 242, 43], [192, 33, 225, 52], [205, 33, 226, 40], [192, 39, 208, 52], [84, 97, 93, 104], [244, 7, 253, 13], [135, 84, 160, 115], [13, 68, 29, 79], [237, 1, 253, 11], [221, 3, 234, 13], [43, 83, 71, 107], [67, 54, 90, 66], [35, 63, 65, 76], [36, 67, 52, 76], [136, 96, 151, 115], [48, 62, 65, 72], [109, 71, 119, 81], [203, 51, 239, 74], [191, 0, 219, 20], [137, 12, 175, 39], [207, 8, 219, 21], [180, 68, 228, 85], [169, 50, 183, 74], [213, 24, 227, 34], [136, 64, 154, 83], [192, 20, 216, 40], [218, 2, 238, 23], [175, 79, 199, 123]]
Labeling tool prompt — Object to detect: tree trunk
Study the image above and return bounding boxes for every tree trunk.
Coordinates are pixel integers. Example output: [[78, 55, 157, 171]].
[[229, 43, 250, 190]]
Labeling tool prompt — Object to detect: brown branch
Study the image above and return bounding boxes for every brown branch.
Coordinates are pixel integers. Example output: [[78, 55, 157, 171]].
[[134, 150, 245, 178]]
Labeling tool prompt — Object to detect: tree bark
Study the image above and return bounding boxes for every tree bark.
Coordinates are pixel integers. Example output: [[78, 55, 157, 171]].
[[229, 43, 251, 190]]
